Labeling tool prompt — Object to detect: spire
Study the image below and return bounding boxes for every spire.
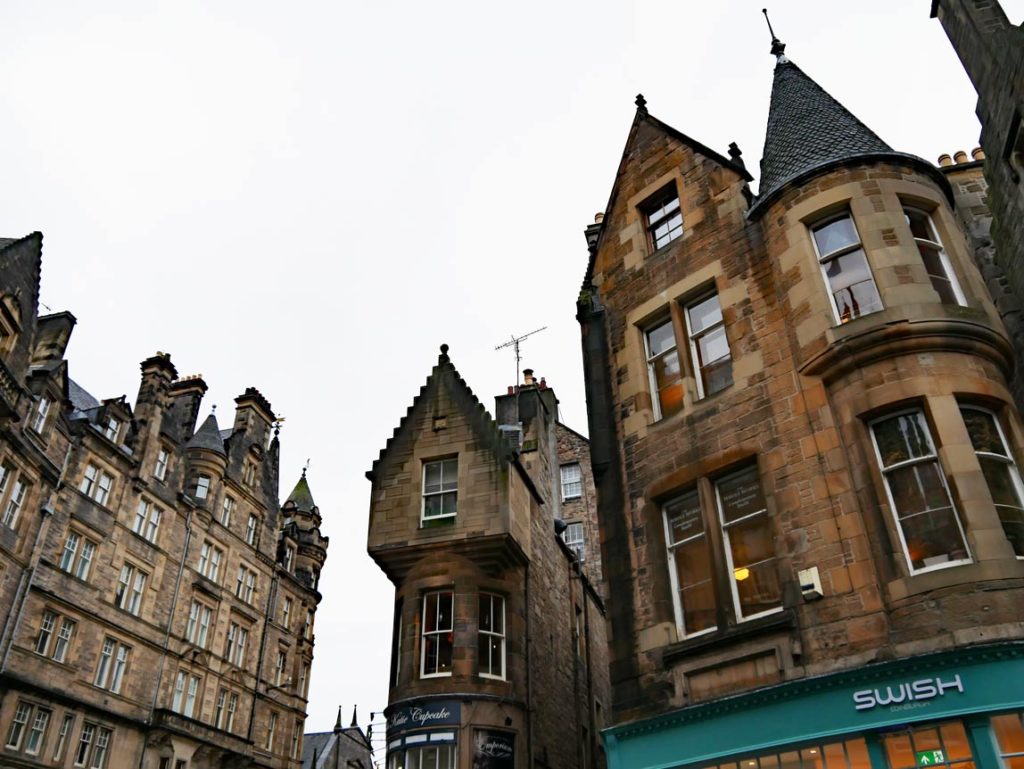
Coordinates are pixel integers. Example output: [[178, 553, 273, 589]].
[[334, 705, 343, 733], [286, 470, 317, 513], [751, 54, 896, 217], [185, 412, 226, 455], [350, 704, 358, 727]]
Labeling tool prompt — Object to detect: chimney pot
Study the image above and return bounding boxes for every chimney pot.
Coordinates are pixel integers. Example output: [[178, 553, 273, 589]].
[[594, 212, 604, 224], [523, 369, 535, 386], [937, 153, 953, 167], [954, 150, 969, 164], [507, 386, 514, 395], [972, 147, 985, 161]]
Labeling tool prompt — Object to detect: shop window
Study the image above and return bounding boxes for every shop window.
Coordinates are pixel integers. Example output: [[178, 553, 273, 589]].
[[422, 458, 458, 523], [645, 317, 684, 420], [685, 292, 733, 398], [882, 721, 973, 769], [904, 207, 966, 305], [642, 185, 683, 251], [992, 712, 1024, 769], [810, 211, 883, 324], [560, 463, 582, 501], [960, 406, 1024, 557], [702, 738, 870, 769], [663, 463, 781, 637], [870, 410, 971, 573], [397, 743, 458, 769], [478, 593, 505, 679], [562, 521, 585, 562], [421, 590, 454, 677]]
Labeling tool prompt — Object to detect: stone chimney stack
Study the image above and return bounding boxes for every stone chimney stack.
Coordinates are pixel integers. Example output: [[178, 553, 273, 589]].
[[167, 375, 208, 443]]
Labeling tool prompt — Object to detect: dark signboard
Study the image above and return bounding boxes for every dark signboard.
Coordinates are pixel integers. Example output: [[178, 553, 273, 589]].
[[386, 700, 461, 736], [473, 729, 514, 769]]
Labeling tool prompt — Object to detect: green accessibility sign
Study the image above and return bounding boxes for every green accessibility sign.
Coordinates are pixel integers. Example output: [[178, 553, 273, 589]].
[[916, 750, 946, 767]]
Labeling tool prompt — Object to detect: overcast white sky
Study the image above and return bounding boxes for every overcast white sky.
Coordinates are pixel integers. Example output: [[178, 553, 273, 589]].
[[2, 0, 1018, 757]]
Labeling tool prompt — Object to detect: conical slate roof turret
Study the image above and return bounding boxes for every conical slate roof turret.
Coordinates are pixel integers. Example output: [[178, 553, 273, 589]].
[[750, 50, 908, 218], [286, 470, 317, 513], [186, 412, 226, 455]]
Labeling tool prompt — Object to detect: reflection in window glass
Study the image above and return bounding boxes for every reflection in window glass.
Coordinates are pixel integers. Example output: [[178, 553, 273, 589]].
[[811, 213, 883, 324], [882, 721, 974, 769], [664, 490, 716, 635], [961, 407, 1024, 557], [646, 319, 683, 420]]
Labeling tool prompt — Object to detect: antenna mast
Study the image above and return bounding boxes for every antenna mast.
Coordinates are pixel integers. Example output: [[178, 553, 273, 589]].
[[495, 326, 547, 386]]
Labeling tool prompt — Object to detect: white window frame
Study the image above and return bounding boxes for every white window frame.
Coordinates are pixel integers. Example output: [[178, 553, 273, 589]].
[[31, 396, 51, 433], [186, 600, 213, 648], [6, 701, 31, 749], [714, 465, 783, 623], [663, 489, 718, 639], [35, 610, 57, 655], [103, 417, 120, 443], [560, 463, 582, 501], [26, 706, 51, 756], [810, 211, 883, 325], [225, 622, 248, 667], [478, 592, 506, 680], [195, 474, 211, 500], [60, 531, 96, 581], [154, 448, 169, 481], [74, 722, 94, 767], [220, 495, 235, 527], [904, 206, 967, 306], [235, 564, 256, 604], [684, 291, 732, 399], [421, 458, 458, 523], [54, 617, 75, 663], [2, 477, 27, 528], [562, 521, 585, 562], [94, 638, 130, 693], [79, 465, 113, 506], [266, 711, 278, 751], [245, 514, 258, 546], [642, 185, 684, 251], [131, 499, 161, 543], [53, 713, 74, 761], [869, 409, 972, 575], [960, 405, 1024, 559], [281, 596, 292, 629], [420, 590, 454, 678], [172, 670, 201, 718], [644, 317, 683, 421], [274, 649, 287, 686], [198, 541, 223, 583], [115, 563, 147, 615]]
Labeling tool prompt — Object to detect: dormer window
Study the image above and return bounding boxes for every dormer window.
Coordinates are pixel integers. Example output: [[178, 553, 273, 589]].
[[810, 212, 883, 324], [30, 397, 51, 434], [642, 185, 684, 250], [104, 417, 121, 443], [195, 475, 211, 501], [422, 458, 458, 523]]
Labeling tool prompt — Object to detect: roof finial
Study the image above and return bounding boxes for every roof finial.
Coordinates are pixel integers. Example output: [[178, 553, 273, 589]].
[[762, 8, 787, 58], [351, 704, 358, 727], [211, 404, 217, 413], [334, 705, 343, 732], [440, 343, 449, 357], [635, 93, 648, 113], [302, 458, 310, 478]]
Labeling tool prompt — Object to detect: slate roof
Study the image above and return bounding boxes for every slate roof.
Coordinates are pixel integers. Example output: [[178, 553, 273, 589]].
[[68, 378, 101, 417], [186, 413, 226, 455], [285, 472, 317, 512], [751, 56, 897, 216], [301, 728, 371, 769]]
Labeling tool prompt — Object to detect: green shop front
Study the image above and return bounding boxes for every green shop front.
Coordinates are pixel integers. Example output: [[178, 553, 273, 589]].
[[603, 644, 1024, 769]]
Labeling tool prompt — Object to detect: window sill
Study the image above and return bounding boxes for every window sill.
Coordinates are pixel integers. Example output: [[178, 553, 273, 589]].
[[420, 516, 456, 530], [420, 672, 453, 679], [662, 608, 795, 667]]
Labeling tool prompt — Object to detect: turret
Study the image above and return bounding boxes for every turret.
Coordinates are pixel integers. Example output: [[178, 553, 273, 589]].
[[185, 411, 227, 507], [280, 470, 327, 594]]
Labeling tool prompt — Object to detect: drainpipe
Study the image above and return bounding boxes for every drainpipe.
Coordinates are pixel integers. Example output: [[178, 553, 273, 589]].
[[0, 440, 71, 671], [525, 566, 533, 768], [247, 568, 280, 742], [139, 504, 194, 769], [581, 569, 596, 769], [571, 559, 582, 769]]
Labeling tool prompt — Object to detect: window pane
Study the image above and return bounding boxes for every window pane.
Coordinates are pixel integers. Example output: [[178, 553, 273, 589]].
[[874, 413, 933, 466], [918, 245, 960, 304], [687, 295, 723, 335], [825, 249, 882, 322], [666, 492, 704, 544], [672, 538, 716, 633], [728, 516, 781, 615], [647, 321, 676, 358], [654, 350, 684, 418], [813, 216, 859, 257], [993, 713, 1024, 756], [905, 209, 934, 241], [717, 467, 767, 523]]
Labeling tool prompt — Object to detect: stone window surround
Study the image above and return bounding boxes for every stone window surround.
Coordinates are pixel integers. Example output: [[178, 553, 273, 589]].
[[625, 168, 690, 267], [640, 182, 684, 252], [854, 387, 1024, 599], [789, 180, 984, 337], [633, 276, 738, 426], [659, 459, 784, 641]]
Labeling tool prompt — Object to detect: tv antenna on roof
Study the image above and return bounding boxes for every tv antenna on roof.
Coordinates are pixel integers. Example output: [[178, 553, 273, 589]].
[[495, 326, 547, 385]]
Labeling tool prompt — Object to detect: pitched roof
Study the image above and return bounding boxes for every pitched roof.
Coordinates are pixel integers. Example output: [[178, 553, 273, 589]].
[[286, 471, 317, 512], [186, 413, 226, 455], [367, 344, 519, 481], [68, 378, 100, 412], [749, 56, 941, 217]]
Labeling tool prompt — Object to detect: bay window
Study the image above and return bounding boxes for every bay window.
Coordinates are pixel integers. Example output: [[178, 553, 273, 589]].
[[870, 410, 971, 572], [421, 590, 454, 677], [478, 593, 505, 679], [422, 458, 458, 522], [904, 206, 965, 306], [811, 212, 883, 324]]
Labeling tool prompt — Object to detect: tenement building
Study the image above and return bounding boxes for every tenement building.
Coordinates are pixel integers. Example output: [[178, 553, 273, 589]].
[[0, 232, 328, 768], [576, 35, 1024, 769], [366, 350, 610, 769], [933, 0, 1024, 407]]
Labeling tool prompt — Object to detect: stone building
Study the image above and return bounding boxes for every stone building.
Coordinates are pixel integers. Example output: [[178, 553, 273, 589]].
[[0, 232, 328, 768], [301, 707, 372, 769], [366, 349, 610, 769], [576, 34, 1024, 769], [932, 0, 1024, 407]]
